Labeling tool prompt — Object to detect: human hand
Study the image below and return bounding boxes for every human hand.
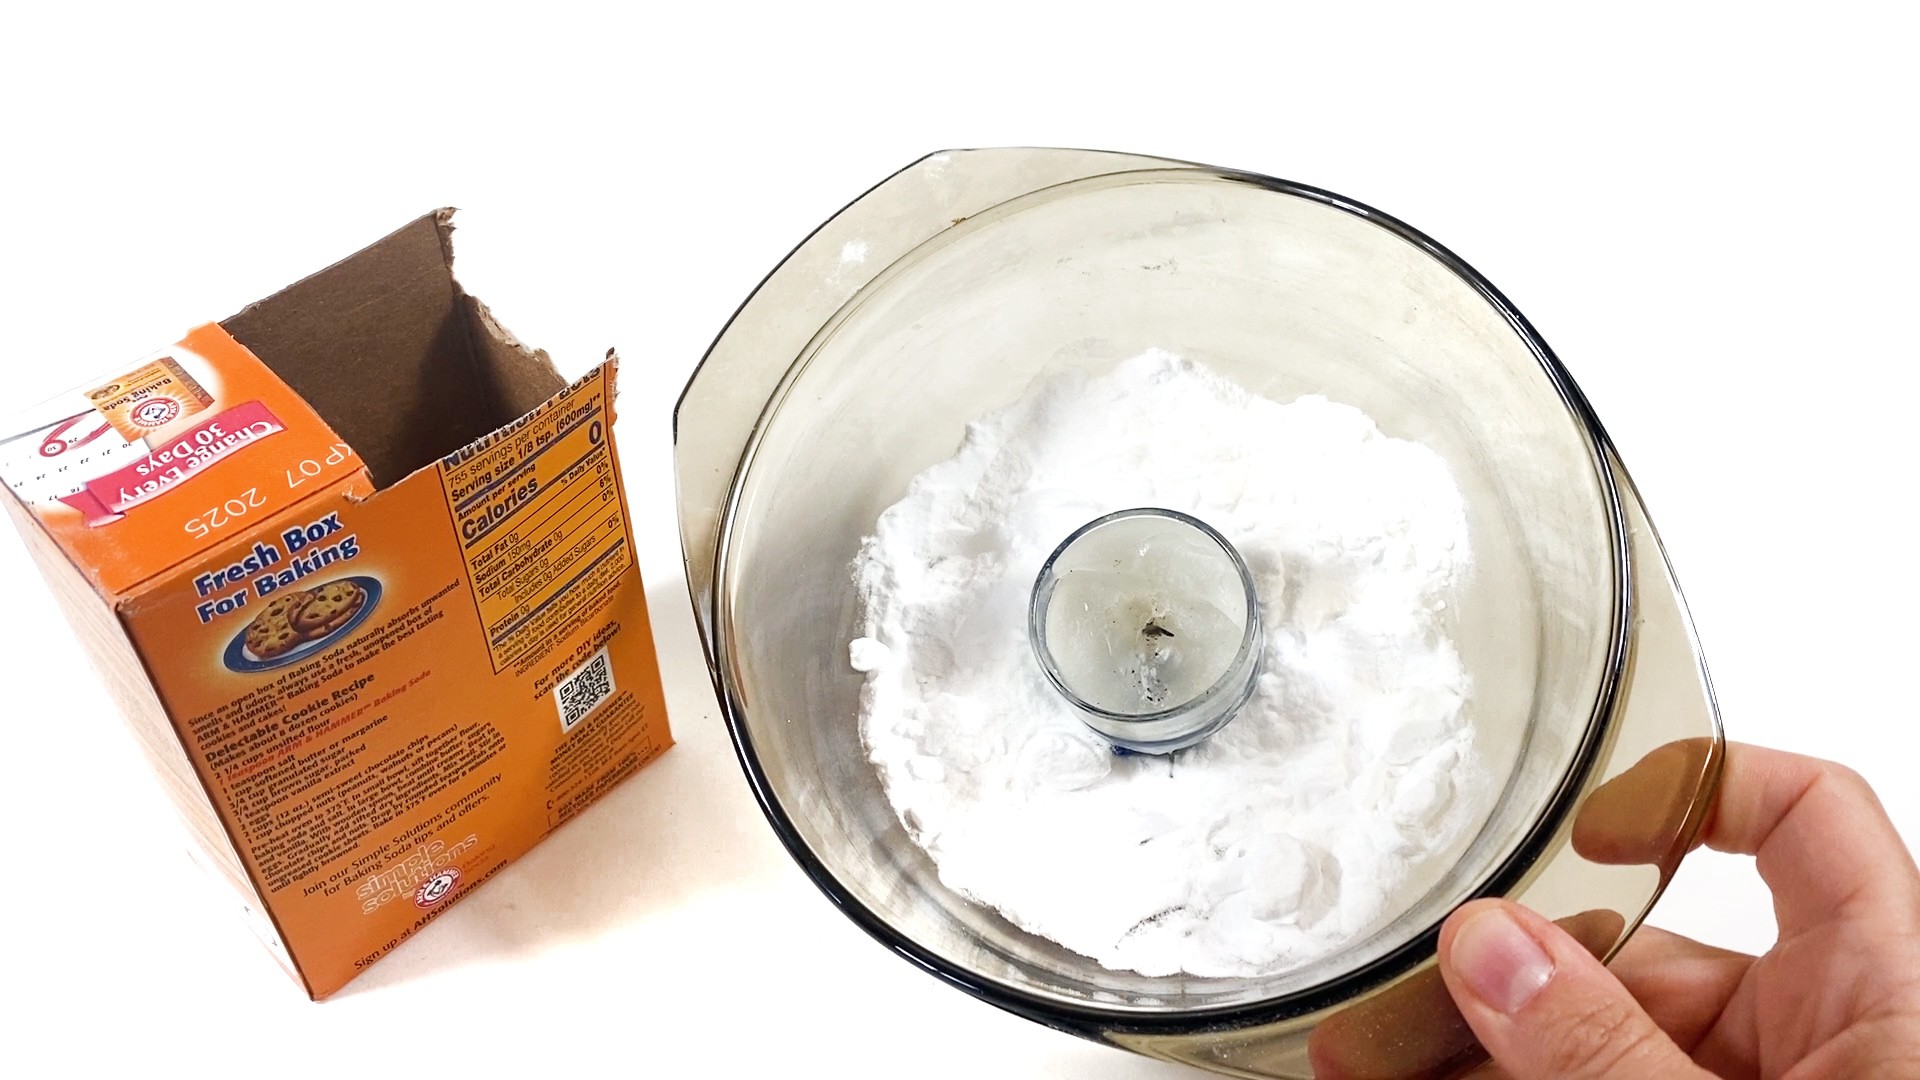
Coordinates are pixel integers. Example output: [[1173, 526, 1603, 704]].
[[1437, 743, 1920, 1078]]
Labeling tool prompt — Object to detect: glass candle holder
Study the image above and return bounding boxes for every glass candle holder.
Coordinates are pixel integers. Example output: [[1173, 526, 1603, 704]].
[[1029, 507, 1262, 753]]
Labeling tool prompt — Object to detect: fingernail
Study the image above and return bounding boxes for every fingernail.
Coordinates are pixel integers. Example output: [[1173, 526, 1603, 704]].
[[1450, 907, 1555, 1014]]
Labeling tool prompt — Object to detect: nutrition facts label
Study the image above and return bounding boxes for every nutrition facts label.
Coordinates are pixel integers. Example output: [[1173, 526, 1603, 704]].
[[438, 368, 632, 672]]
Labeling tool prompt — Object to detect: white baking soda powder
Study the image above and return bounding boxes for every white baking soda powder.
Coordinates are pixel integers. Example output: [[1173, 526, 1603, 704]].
[[850, 350, 1482, 978]]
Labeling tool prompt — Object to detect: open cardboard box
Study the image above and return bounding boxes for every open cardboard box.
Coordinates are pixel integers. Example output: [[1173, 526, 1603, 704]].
[[1, 211, 672, 997]]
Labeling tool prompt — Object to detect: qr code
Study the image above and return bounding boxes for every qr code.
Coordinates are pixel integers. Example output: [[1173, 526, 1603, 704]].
[[555, 647, 616, 732]]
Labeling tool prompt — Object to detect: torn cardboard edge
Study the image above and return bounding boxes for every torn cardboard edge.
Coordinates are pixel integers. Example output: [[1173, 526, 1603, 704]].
[[224, 208, 570, 491], [3, 209, 606, 603]]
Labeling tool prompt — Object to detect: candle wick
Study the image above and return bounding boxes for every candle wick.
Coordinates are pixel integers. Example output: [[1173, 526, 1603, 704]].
[[1142, 620, 1174, 639]]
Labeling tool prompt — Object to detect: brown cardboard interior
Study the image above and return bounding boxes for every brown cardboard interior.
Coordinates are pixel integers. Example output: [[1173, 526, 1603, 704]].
[[223, 209, 566, 488], [463, 293, 576, 421]]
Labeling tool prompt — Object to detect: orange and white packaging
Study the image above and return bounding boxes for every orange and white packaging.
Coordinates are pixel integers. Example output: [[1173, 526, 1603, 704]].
[[0, 210, 672, 997]]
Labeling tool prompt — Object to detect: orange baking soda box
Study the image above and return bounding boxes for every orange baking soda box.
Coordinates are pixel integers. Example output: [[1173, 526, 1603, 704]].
[[0, 210, 672, 997]]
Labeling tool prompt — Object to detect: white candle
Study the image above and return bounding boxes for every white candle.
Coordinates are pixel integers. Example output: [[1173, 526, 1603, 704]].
[[1029, 508, 1262, 753]]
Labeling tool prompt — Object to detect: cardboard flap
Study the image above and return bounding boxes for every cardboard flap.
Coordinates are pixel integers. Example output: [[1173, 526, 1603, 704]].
[[224, 209, 566, 489]]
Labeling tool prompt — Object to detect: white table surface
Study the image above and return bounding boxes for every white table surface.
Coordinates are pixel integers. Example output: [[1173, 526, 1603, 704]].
[[3, 5, 1914, 1076]]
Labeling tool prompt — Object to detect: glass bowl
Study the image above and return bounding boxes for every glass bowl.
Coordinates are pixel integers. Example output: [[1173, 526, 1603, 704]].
[[675, 148, 1722, 1079]]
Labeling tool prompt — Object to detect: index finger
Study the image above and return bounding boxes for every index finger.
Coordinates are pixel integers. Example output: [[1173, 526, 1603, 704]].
[[1701, 742, 1920, 933]]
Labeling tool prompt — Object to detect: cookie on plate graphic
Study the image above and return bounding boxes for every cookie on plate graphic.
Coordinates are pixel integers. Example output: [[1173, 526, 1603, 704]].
[[224, 576, 382, 673]]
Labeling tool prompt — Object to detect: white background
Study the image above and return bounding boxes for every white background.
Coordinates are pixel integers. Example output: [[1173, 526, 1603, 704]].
[[2, 4, 1914, 1077]]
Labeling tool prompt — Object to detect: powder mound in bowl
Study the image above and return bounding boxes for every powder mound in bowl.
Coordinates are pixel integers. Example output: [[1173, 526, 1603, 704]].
[[851, 350, 1485, 978]]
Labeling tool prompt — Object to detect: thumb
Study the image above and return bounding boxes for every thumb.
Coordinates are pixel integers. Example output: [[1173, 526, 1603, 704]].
[[1437, 900, 1705, 1079]]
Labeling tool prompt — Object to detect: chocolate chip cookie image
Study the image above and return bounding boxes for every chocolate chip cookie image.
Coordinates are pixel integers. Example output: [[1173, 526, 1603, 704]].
[[292, 580, 365, 640], [244, 615, 301, 658], [222, 575, 383, 674], [256, 588, 315, 624]]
